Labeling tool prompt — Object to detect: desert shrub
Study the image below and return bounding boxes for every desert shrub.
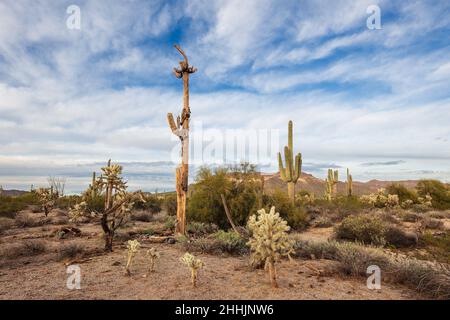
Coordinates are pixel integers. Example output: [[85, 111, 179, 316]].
[[312, 216, 333, 228], [420, 231, 450, 263], [133, 193, 162, 213], [0, 240, 47, 259], [182, 230, 248, 255], [130, 211, 153, 222], [114, 231, 133, 242], [334, 215, 387, 246], [426, 211, 449, 219], [421, 217, 444, 230], [401, 211, 422, 222], [188, 164, 262, 228], [164, 216, 176, 230], [386, 183, 418, 204], [50, 215, 70, 225], [15, 212, 49, 228], [0, 217, 14, 233], [384, 226, 418, 247], [0, 193, 40, 218], [186, 222, 218, 236], [163, 194, 177, 216], [416, 180, 450, 210], [55, 195, 81, 210], [264, 189, 309, 230], [292, 239, 450, 299], [56, 243, 85, 261]]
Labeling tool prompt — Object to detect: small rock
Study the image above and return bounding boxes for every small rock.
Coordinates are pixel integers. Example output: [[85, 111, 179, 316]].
[[167, 238, 176, 244], [112, 261, 121, 266]]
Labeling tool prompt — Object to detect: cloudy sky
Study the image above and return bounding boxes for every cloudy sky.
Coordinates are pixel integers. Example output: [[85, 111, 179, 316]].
[[0, 0, 449, 193]]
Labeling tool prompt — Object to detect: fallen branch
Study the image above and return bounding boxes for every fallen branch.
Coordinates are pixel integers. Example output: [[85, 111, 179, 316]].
[[220, 194, 250, 240]]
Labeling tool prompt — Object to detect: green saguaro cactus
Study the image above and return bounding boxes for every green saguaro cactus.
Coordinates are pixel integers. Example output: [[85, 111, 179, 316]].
[[346, 168, 353, 197], [278, 121, 302, 203], [325, 169, 339, 201]]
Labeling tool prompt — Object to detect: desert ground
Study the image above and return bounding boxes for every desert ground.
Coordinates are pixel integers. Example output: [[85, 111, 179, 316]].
[[1, 203, 449, 300]]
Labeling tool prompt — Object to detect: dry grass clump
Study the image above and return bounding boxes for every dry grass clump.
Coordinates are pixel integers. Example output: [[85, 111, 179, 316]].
[[0, 240, 48, 259], [15, 212, 49, 228], [180, 231, 248, 256], [292, 238, 450, 299], [311, 216, 333, 228], [0, 217, 14, 233], [130, 211, 153, 222], [421, 217, 444, 230], [56, 243, 86, 261]]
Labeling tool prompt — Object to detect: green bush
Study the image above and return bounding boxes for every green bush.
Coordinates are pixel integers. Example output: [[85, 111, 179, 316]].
[[264, 189, 309, 230], [163, 193, 177, 216], [386, 183, 418, 204], [188, 164, 262, 229], [0, 193, 40, 218], [182, 230, 248, 255], [55, 195, 81, 210], [334, 215, 387, 246], [416, 180, 450, 210], [186, 222, 218, 236], [133, 193, 162, 213]]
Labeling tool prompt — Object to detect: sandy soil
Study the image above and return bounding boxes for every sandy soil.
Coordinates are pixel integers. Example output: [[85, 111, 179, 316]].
[[0, 217, 419, 300]]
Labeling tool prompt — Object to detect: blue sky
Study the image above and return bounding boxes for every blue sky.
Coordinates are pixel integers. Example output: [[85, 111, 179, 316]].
[[0, 0, 450, 193]]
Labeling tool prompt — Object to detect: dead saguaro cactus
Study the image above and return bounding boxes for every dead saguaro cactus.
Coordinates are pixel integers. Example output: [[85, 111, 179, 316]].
[[167, 44, 197, 235]]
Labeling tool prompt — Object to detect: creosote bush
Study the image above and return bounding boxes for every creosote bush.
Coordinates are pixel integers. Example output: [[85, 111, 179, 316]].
[[416, 180, 450, 210], [181, 230, 248, 256], [180, 252, 205, 287], [264, 189, 309, 230], [247, 207, 294, 288], [334, 215, 387, 246]]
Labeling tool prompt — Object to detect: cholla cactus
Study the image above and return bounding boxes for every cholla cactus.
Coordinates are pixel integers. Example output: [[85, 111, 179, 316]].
[[125, 240, 140, 276], [278, 121, 302, 203], [35, 187, 58, 216], [325, 169, 339, 201], [360, 189, 399, 208], [247, 207, 294, 288], [418, 194, 433, 207], [146, 247, 160, 274], [180, 252, 205, 287], [69, 160, 144, 251]]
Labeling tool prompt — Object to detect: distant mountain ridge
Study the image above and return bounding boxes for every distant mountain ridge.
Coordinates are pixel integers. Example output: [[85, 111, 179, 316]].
[[263, 172, 422, 196]]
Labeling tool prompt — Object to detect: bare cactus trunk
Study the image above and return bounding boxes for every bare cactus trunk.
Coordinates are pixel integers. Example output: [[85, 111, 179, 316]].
[[167, 45, 197, 235]]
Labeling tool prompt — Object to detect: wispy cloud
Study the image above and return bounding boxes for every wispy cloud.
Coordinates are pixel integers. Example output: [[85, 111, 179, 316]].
[[0, 0, 449, 191]]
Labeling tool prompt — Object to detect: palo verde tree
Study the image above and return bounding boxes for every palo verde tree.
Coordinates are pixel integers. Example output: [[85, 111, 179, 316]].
[[278, 120, 302, 203], [70, 160, 144, 251], [167, 44, 197, 235]]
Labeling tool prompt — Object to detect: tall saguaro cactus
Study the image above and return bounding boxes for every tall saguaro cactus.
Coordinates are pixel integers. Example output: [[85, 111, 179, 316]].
[[278, 120, 302, 203], [167, 45, 197, 235], [325, 169, 339, 201], [346, 168, 353, 197]]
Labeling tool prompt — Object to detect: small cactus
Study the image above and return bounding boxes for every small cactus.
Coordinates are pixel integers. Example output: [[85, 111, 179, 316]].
[[180, 252, 204, 287], [146, 247, 160, 274], [247, 206, 294, 288], [125, 240, 140, 276]]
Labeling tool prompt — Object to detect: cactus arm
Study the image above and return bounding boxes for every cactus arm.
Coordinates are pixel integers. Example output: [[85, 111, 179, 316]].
[[278, 152, 287, 181], [293, 153, 302, 182], [284, 146, 293, 181]]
